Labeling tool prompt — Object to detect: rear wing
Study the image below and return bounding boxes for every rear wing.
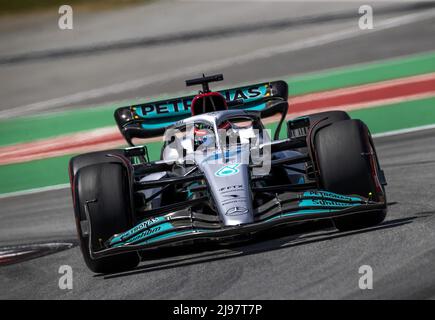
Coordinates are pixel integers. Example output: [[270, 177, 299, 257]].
[[114, 80, 288, 144]]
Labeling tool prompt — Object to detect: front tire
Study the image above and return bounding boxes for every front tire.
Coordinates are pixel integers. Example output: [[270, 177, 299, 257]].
[[73, 162, 140, 273], [314, 119, 386, 231]]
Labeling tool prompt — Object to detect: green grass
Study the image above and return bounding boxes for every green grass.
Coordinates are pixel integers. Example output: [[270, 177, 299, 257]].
[[0, 0, 151, 15], [0, 155, 72, 192], [349, 98, 435, 133], [286, 50, 435, 96], [0, 107, 116, 146]]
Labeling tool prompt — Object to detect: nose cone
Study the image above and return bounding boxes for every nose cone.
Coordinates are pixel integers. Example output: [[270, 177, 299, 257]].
[[200, 160, 254, 226]]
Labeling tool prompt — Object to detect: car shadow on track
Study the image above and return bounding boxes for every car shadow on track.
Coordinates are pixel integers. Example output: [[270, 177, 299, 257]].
[[98, 214, 420, 280]]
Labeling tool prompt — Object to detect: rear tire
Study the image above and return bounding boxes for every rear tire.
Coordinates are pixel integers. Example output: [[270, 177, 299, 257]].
[[314, 119, 386, 231], [307, 110, 350, 127], [73, 163, 140, 273], [288, 111, 350, 151]]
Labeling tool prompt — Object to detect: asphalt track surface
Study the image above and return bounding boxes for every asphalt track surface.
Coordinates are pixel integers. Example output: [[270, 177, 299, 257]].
[[2, 2, 435, 299]]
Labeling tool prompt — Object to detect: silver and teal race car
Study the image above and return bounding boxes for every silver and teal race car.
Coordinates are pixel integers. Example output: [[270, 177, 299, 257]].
[[68, 74, 387, 273]]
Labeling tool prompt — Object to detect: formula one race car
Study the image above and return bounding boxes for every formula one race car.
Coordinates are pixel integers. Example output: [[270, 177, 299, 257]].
[[69, 74, 387, 273]]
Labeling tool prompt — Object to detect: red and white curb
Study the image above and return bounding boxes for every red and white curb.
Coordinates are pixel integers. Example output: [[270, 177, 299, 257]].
[[287, 72, 435, 117], [0, 242, 75, 265]]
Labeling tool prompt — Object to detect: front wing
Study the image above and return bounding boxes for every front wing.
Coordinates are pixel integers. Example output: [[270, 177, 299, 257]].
[[85, 190, 386, 259]]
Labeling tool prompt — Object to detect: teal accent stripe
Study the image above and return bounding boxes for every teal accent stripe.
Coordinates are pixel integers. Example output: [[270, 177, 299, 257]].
[[135, 229, 210, 246], [140, 122, 177, 130], [299, 199, 361, 208], [282, 209, 336, 217], [111, 221, 173, 247], [142, 230, 193, 244], [109, 216, 165, 245], [302, 190, 363, 202], [266, 209, 337, 221]]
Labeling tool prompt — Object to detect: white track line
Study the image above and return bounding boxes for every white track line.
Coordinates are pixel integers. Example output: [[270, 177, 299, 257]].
[[0, 183, 70, 199], [372, 124, 435, 138], [2, 123, 435, 199], [2, 8, 435, 119]]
